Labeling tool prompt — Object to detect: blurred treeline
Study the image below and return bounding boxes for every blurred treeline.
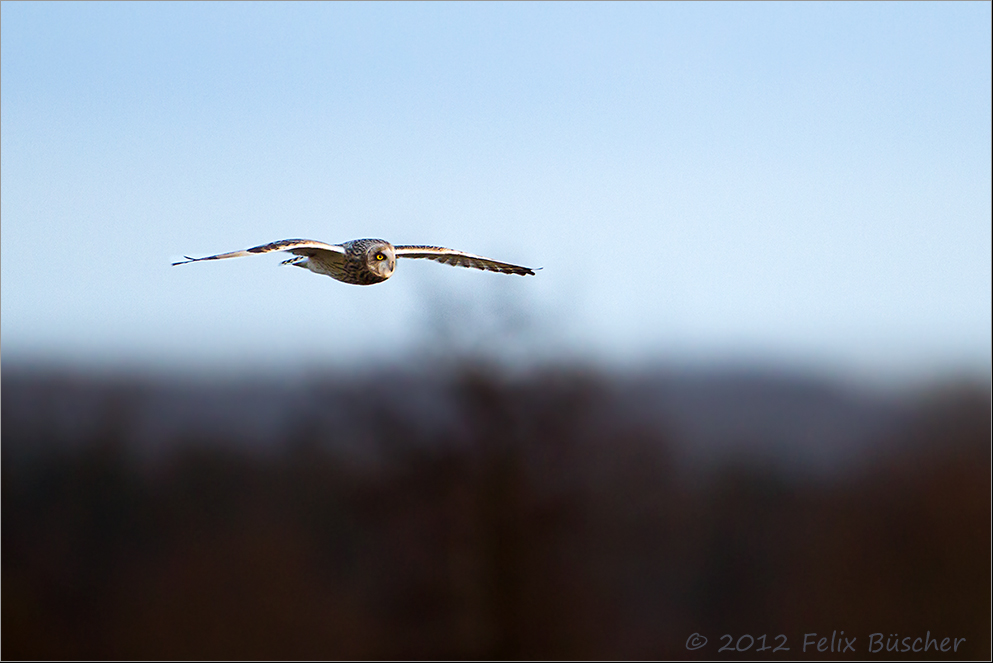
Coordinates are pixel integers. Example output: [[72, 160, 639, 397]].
[[2, 365, 990, 659]]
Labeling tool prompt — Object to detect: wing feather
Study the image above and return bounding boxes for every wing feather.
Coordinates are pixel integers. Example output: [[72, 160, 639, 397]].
[[393, 245, 536, 276], [172, 239, 345, 266]]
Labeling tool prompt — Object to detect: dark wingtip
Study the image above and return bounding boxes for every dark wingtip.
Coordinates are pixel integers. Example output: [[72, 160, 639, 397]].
[[171, 256, 197, 266]]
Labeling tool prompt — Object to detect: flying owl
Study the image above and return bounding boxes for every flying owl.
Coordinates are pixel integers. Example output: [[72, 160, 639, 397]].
[[172, 238, 536, 285]]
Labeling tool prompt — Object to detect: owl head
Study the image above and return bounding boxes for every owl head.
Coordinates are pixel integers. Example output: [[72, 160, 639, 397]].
[[362, 240, 396, 280]]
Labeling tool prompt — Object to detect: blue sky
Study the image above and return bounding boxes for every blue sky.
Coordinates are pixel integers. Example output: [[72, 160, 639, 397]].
[[2, 1, 990, 378]]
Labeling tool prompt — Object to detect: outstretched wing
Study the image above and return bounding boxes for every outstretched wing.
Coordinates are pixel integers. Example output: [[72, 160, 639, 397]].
[[172, 239, 346, 266], [393, 245, 536, 276]]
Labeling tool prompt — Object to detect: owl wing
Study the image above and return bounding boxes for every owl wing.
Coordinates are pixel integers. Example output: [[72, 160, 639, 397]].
[[172, 239, 346, 265], [393, 245, 536, 276]]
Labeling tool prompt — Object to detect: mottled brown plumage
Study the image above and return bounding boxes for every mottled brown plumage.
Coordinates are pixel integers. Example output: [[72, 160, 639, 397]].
[[173, 238, 535, 285]]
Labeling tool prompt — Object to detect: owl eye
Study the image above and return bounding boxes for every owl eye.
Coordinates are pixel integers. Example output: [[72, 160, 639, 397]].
[[375, 253, 386, 261]]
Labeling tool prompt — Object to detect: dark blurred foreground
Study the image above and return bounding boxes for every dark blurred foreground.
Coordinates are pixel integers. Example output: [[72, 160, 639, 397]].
[[3, 365, 990, 659]]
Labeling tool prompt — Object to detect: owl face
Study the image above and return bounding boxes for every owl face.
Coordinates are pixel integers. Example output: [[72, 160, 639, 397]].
[[364, 241, 396, 280]]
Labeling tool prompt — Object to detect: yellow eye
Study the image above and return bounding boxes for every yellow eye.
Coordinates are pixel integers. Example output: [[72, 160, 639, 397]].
[[375, 253, 386, 261]]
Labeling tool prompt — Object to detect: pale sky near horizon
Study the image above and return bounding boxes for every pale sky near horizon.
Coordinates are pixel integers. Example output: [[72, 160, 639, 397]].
[[2, 1, 990, 380]]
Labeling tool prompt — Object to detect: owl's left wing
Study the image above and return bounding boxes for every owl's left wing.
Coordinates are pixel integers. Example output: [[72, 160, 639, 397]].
[[394, 245, 536, 276], [172, 239, 345, 266]]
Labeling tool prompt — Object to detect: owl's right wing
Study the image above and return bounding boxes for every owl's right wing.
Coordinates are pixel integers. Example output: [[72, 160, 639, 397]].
[[393, 245, 536, 276], [172, 239, 346, 265]]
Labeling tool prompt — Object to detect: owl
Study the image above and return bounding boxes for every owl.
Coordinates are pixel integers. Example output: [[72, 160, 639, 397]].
[[173, 238, 536, 285]]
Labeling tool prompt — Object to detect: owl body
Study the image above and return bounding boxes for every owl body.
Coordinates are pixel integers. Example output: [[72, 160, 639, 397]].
[[174, 237, 535, 284], [284, 239, 396, 285]]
